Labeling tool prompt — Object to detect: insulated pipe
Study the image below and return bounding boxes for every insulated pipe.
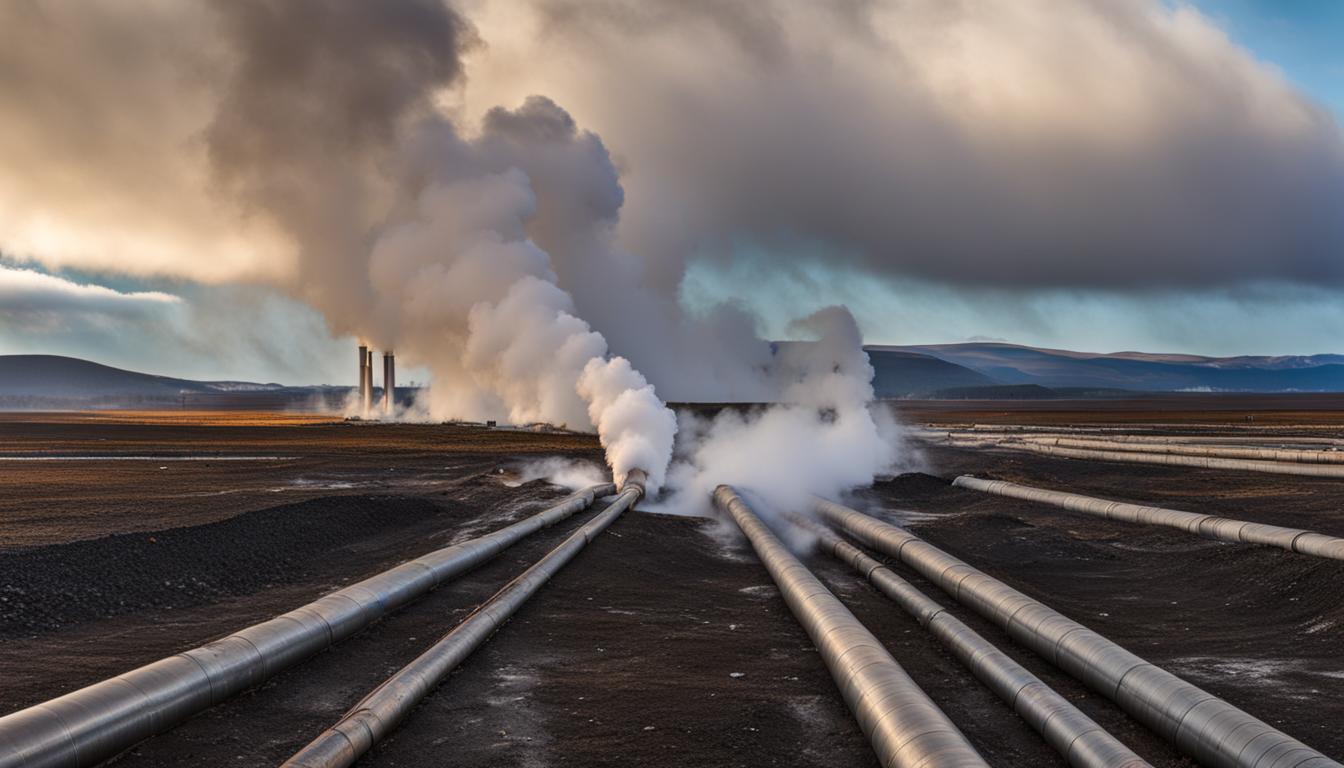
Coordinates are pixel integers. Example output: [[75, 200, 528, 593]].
[[0, 484, 615, 768], [953, 476, 1344, 561], [921, 431, 1344, 452], [813, 497, 1340, 768], [283, 476, 645, 768], [974, 440, 1344, 480], [713, 486, 987, 768], [1029, 434, 1344, 448], [808, 522, 1150, 768], [1020, 436, 1344, 465]]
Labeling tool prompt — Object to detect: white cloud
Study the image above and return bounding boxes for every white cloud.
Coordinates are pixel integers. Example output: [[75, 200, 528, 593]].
[[0, 264, 179, 324]]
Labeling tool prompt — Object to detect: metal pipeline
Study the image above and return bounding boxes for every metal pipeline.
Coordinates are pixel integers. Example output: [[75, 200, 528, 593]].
[[975, 439, 1344, 479], [713, 486, 987, 768], [954, 476, 1344, 561], [813, 496, 1340, 768], [0, 484, 615, 768], [282, 476, 645, 768], [1020, 436, 1344, 465], [810, 524, 1150, 768], [1030, 434, 1344, 448]]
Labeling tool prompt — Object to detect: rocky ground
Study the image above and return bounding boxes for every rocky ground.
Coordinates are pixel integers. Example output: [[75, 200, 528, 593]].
[[1, 408, 1340, 766]]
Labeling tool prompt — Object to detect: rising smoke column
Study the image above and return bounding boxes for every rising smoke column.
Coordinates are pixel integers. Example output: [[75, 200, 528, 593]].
[[0, 0, 894, 505], [200, 0, 678, 490], [657, 306, 906, 518]]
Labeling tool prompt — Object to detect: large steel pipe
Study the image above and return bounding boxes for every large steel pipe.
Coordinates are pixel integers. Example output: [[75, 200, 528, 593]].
[[1022, 436, 1344, 465], [283, 476, 645, 768], [812, 496, 1340, 768], [713, 486, 987, 768], [924, 430, 1344, 449], [0, 484, 615, 768], [812, 525, 1150, 768], [1033, 434, 1344, 448], [954, 476, 1344, 561], [973, 440, 1344, 479]]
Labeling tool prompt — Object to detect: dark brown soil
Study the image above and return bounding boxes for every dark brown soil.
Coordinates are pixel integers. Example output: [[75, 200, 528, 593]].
[[1, 408, 1341, 766]]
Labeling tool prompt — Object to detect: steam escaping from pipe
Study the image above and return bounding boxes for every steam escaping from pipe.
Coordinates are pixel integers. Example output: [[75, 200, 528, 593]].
[[656, 307, 906, 518], [0, 0, 894, 502], [178, 1, 681, 489], [507, 458, 609, 491]]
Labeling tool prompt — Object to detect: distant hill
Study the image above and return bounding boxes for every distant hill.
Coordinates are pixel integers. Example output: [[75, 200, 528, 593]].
[[0, 355, 337, 410], [894, 343, 1344, 393], [865, 349, 995, 397], [0, 355, 220, 397], [7, 343, 1341, 410]]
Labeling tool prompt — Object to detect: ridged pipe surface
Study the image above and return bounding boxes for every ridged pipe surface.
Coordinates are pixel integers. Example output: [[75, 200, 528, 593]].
[[1024, 434, 1344, 448], [0, 484, 615, 768], [283, 479, 643, 768], [813, 525, 1150, 768], [1021, 436, 1344, 465], [965, 439, 1344, 479], [919, 430, 1344, 447], [813, 496, 1340, 768], [713, 486, 987, 768], [953, 476, 1344, 561]]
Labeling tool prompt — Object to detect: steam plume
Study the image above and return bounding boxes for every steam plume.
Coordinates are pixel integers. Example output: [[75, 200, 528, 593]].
[[656, 307, 904, 517]]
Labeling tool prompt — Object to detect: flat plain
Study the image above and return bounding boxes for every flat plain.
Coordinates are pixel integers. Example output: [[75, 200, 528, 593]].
[[1, 402, 1340, 766]]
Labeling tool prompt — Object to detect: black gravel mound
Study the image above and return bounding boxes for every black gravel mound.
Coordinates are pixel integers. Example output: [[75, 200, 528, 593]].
[[872, 471, 952, 499], [0, 495, 448, 637]]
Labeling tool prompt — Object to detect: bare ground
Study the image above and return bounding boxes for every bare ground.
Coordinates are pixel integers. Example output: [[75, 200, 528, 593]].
[[1, 408, 1341, 765]]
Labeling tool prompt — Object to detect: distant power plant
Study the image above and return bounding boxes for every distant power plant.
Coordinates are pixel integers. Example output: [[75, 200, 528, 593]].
[[357, 344, 395, 417]]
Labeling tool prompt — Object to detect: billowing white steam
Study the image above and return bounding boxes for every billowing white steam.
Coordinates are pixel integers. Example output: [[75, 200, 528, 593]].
[[364, 161, 676, 492], [507, 457, 609, 491], [656, 307, 904, 517], [0, 0, 900, 506]]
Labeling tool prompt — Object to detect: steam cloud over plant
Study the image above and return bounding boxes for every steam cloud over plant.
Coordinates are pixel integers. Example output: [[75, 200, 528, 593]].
[[7, 0, 1340, 507]]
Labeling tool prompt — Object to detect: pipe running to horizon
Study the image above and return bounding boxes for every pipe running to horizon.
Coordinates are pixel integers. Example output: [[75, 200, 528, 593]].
[[282, 474, 647, 768], [954, 475, 1344, 561], [937, 435, 1344, 479], [811, 496, 1340, 768], [0, 484, 615, 768], [713, 485, 988, 768], [1019, 436, 1344, 464], [803, 518, 1150, 768]]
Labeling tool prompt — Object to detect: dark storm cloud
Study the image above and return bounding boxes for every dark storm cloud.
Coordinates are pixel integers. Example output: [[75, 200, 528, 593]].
[[495, 0, 1344, 291], [204, 0, 476, 336]]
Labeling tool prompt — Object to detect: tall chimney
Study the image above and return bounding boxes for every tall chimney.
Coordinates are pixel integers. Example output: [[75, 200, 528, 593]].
[[357, 344, 369, 417], [383, 351, 395, 415], [362, 349, 374, 417]]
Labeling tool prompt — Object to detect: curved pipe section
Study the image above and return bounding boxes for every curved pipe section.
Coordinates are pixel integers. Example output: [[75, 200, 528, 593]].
[[969, 439, 1344, 479], [0, 484, 615, 768], [812, 496, 1339, 768], [283, 477, 645, 768], [813, 526, 1150, 768], [954, 476, 1344, 561], [1022, 437, 1344, 465], [714, 486, 987, 768]]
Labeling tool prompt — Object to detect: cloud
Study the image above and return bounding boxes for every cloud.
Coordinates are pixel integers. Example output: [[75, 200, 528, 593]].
[[3, 0, 1343, 392], [0, 264, 179, 327], [462, 0, 1344, 292], [0, 263, 352, 383], [0, 1, 292, 283]]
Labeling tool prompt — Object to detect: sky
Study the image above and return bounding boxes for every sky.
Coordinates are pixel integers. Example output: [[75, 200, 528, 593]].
[[1, 0, 1343, 385]]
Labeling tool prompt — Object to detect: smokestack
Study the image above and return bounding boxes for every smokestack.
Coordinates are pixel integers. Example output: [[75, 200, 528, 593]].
[[383, 351, 395, 415], [363, 349, 374, 417], [357, 344, 369, 418]]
